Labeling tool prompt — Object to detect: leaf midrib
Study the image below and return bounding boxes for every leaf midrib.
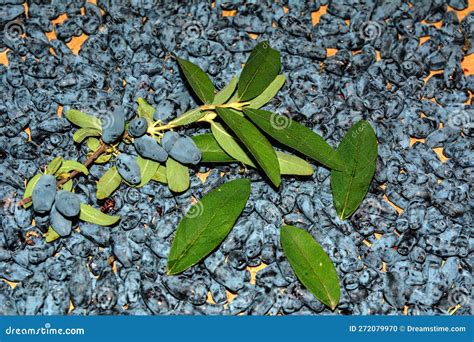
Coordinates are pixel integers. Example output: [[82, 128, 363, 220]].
[[340, 141, 360, 219], [245, 109, 336, 165], [239, 54, 267, 100], [98, 168, 121, 198], [168, 189, 239, 273], [80, 204, 120, 225], [217, 108, 279, 185], [179, 60, 213, 104], [286, 230, 335, 308], [212, 122, 255, 166], [138, 157, 158, 187], [188, 69, 210, 102]]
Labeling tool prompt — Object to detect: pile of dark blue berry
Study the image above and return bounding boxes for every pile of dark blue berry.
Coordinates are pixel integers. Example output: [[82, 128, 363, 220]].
[[0, 0, 472, 315]]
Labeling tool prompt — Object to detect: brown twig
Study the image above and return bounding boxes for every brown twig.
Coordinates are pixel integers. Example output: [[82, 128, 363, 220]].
[[17, 142, 110, 207]]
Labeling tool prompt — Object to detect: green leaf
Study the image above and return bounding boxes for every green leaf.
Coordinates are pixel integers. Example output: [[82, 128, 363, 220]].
[[167, 178, 250, 275], [193, 133, 312, 175], [276, 152, 313, 176], [280, 225, 340, 310], [66, 109, 102, 130], [192, 134, 236, 163], [166, 158, 189, 193], [168, 107, 205, 127], [45, 157, 62, 175], [176, 57, 215, 104], [331, 120, 377, 220], [23, 174, 42, 209], [94, 153, 112, 164], [211, 121, 255, 166], [136, 97, 155, 123], [73, 127, 101, 143], [216, 107, 280, 187], [87, 137, 101, 151], [45, 226, 61, 243], [213, 76, 238, 105], [247, 75, 286, 109], [136, 156, 159, 187], [193, 133, 312, 176], [79, 203, 121, 226], [56, 160, 89, 176], [60, 180, 73, 192], [238, 41, 281, 101], [243, 108, 345, 171], [151, 165, 167, 184], [96, 167, 122, 200]]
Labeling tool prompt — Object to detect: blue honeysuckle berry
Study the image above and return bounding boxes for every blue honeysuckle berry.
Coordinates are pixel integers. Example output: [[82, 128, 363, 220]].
[[101, 105, 126, 144], [128, 117, 148, 138], [50, 205, 72, 236], [168, 135, 202, 165], [115, 153, 141, 185], [133, 135, 168, 162], [160, 131, 180, 152], [54, 190, 81, 218], [31, 174, 56, 214]]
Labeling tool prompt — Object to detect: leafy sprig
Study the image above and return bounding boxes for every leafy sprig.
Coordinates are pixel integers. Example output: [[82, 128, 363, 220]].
[[16, 41, 379, 310]]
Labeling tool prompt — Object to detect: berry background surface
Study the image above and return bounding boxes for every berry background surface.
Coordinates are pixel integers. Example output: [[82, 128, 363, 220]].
[[0, 0, 472, 316]]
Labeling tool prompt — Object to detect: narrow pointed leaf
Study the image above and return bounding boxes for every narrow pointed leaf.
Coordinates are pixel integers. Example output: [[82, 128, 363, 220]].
[[79, 203, 121, 226], [167, 178, 251, 275], [277, 152, 313, 176], [96, 167, 122, 200], [151, 165, 167, 184], [193, 134, 236, 163], [66, 109, 102, 130], [23, 174, 42, 208], [56, 160, 89, 176], [166, 158, 189, 193], [216, 107, 280, 187], [94, 153, 112, 164], [213, 76, 238, 105], [168, 107, 205, 127], [177, 57, 215, 104], [193, 133, 313, 176], [243, 108, 345, 171], [136, 156, 159, 187], [136, 97, 155, 123], [280, 225, 340, 310], [211, 121, 254, 166], [331, 120, 377, 220], [247, 75, 286, 109], [87, 137, 101, 151], [45, 157, 62, 175], [73, 127, 101, 143], [238, 41, 281, 101]]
